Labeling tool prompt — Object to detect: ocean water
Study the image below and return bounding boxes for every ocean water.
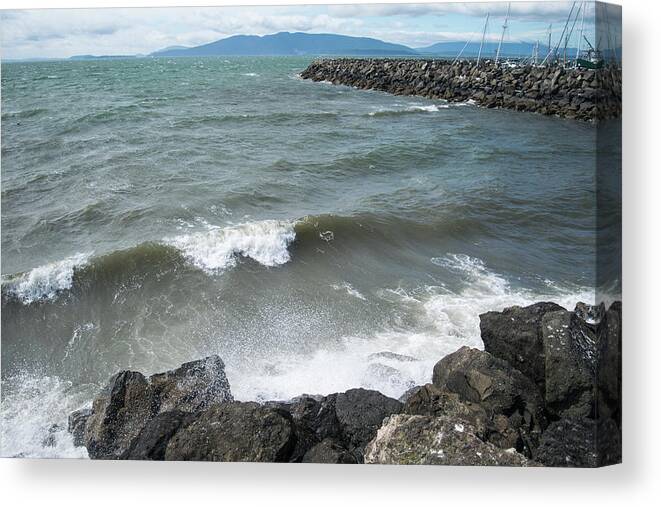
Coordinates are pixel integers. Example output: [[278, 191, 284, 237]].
[[1, 56, 605, 458]]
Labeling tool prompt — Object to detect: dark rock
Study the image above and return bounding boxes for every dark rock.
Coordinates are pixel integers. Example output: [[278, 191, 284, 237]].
[[164, 402, 296, 462], [574, 302, 606, 325], [68, 408, 92, 447], [534, 417, 621, 467], [81, 355, 233, 459], [121, 410, 193, 460], [596, 302, 622, 424], [302, 438, 358, 464], [150, 355, 233, 413], [403, 383, 488, 437], [364, 414, 535, 466], [432, 346, 546, 455], [480, 302, 565, 391], [542, 310, 598, 419], [84, 371, 154, 459], [333, 388, 403, 462]]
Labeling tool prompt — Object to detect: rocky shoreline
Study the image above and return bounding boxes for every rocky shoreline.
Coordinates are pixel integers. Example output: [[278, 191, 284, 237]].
[[300, 58, 622, 122], [68, 300, 621, 466]]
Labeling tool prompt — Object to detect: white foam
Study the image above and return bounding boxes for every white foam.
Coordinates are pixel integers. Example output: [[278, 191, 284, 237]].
[[242, 72, 259, 77], [165, 220, 296, 274], [408, 104, 450, 112], [228, 253, 593, 402], [0, 373, 90, 458], [368, 103, 451, 116], [331, 282, 367, 301], [2, 252, 91, 304]]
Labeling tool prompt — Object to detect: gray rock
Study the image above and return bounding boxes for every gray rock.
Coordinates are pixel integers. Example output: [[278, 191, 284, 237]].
[[333, 388, 403, 462], [534, 417, 621, 467], [84, 371, 154, 459], [121, 410, 192, 460], [302, 438, 358, 464], [432, 346, 546, 455], [150, 355, 233, 413], [596, 302, 622, 424], [542, 310, 598, 418], [574, 302, 606, 326], [403, 383, 488, 437], [164, 402, 296, 462], [81, 355, 233, 459], [480, 302, 564, 391], [364, 414, 535, 466], [68, 407, 92, 447]]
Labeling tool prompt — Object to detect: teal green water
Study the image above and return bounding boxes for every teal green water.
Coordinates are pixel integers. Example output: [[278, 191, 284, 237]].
[[1, 57, 602, 457]]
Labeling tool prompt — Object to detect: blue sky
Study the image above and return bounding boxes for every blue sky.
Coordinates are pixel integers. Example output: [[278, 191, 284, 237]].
[[1, 2, 620, 60]]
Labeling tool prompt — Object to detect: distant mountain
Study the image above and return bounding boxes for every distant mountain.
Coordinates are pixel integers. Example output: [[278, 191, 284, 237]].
[[151, 31, 417, 57], [150, 45, 190, 56]]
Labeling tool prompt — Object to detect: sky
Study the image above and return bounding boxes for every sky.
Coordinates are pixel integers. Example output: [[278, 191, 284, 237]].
[[1, 2, 620, 60]]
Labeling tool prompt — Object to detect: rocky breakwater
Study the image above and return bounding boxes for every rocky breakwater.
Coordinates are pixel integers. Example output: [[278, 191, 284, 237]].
[[68, 301, 621, 466], [300, 58, 621, 122]]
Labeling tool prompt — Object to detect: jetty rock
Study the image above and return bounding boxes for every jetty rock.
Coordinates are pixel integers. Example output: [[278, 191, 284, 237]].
[[76, 355, 233, 459], [68, 301, 621, 466], [364, 414, 536, 466], [300, 58, 621, 122]]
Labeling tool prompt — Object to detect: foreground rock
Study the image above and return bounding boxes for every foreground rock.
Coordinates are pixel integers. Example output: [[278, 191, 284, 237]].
[[80, 356, 233, 459], [300, 59, 621, 122], [364, 414, 534, 466], [275, 388, 403, 463], [480, 302, 564, 392], [164, 403, 296, 462], [69, 300, 621, 466], [432, 346, 546, 456]]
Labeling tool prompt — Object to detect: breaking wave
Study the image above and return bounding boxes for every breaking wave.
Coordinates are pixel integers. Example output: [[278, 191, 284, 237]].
[[229, 252, 593, 401], [1, 252, 92, 304], [164, 219, 297, 274]]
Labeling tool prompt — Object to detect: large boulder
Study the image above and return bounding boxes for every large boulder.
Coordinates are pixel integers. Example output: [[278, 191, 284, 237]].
[[542, 310, 599, 419], [480, 302, 564, 391], [121, 410, 193, 460], [150, 355, 233, 413], [333, 388, 403, 462], [364, 414, 534, 466], [302, 438, 357, 464], [403, 383, 488, 437], [164, 402, 296, 462], [534, 417, 621, 467], [272, 388, 402, 463], [68, 407, 92, 448], [80, 355, 232, 459], [596, 302, 622, 424], [84, 371, 154, 459], [432, 346, 546, 455]]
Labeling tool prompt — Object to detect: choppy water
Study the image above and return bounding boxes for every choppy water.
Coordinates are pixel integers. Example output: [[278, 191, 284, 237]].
[[1, 57, 608, 458]]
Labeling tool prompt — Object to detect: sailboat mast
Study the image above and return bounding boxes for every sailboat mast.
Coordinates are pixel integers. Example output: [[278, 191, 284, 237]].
[[576, 1, 586, 65], [477, 12, 490, 65], [495, 2, 511, 64]]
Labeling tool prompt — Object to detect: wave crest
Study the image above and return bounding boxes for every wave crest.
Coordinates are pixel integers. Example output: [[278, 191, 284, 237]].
[[2, 252, 91, 304], [165, 220, 297, 274]]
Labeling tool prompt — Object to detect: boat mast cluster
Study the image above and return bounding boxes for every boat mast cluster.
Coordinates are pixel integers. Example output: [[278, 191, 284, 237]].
[[456, 1, 618, 69]]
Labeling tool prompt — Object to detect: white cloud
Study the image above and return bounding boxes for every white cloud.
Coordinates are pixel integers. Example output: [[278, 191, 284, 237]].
[[0, 2, 608, 60]]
